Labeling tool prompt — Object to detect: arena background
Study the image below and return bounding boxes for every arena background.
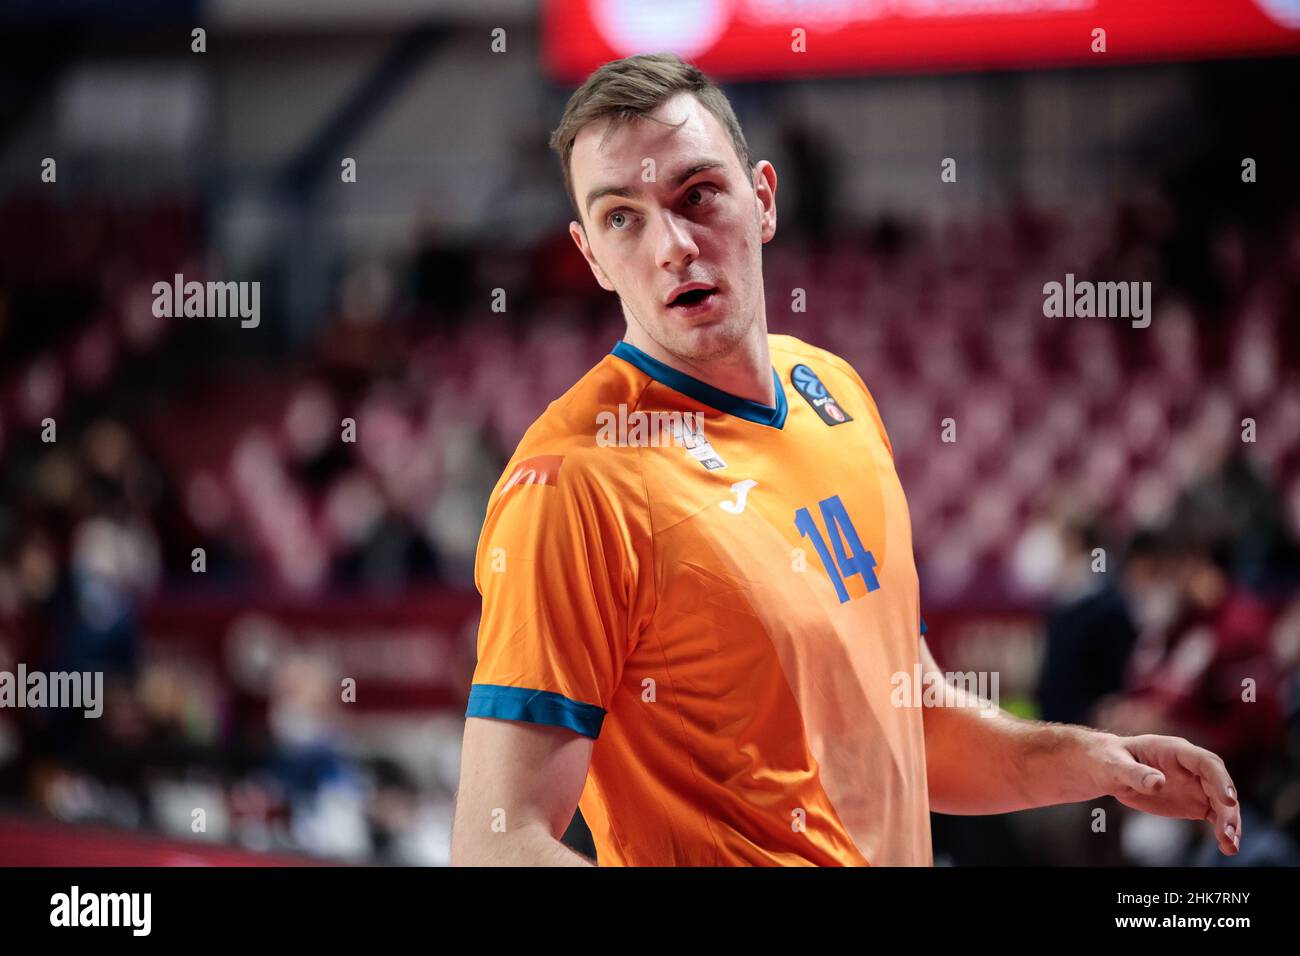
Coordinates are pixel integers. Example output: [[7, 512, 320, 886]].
[[1, 0, 1299, 866]]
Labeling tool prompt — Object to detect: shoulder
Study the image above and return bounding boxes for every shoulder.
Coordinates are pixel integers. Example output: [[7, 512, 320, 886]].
[[474, 353, 653, 590], [768, 333, 876, 401], [768, 332, 894, 453], [488, 352, 650, 506]]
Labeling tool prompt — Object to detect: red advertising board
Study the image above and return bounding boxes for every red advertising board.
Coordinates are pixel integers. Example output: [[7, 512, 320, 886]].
[[544, 0, 1300, 81]]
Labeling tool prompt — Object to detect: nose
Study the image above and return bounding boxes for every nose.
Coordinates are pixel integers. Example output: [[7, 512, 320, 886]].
[[655, 210, 699, 272]]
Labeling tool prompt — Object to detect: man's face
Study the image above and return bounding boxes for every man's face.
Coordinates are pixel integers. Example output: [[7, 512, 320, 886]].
[[567, 92, 777, 364]]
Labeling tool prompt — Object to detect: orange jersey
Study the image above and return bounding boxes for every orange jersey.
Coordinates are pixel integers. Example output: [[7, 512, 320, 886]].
[[467, 334, 932, 866]]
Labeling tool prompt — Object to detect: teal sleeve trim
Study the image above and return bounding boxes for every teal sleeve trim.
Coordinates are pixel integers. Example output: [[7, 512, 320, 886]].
[[466, 684, 606, 739]]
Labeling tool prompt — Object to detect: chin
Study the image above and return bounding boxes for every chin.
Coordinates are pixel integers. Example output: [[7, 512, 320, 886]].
[[667, 317, 751, 363]]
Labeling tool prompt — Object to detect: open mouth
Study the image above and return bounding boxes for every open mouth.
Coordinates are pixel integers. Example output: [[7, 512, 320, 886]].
[[669, 287, 719, 308]]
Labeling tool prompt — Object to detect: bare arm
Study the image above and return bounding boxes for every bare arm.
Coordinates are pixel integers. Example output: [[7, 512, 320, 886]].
[[450, 716, 596, 866], [919, 637, 1103, 813], [918, 638, 1241, 855]]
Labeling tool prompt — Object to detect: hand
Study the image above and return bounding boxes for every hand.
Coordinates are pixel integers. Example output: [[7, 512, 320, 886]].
[[1087, 732, 1240, 856]]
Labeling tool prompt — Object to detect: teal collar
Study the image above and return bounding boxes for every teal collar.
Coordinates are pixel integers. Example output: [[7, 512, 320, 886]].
[[611, 340, 788, 429]]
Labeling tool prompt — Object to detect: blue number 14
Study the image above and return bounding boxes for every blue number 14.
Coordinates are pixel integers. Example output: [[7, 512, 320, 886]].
[[794, 495, 880, 604]]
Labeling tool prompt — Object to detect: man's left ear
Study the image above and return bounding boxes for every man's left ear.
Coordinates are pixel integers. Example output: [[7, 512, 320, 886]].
[[753, 160, 778, 240]]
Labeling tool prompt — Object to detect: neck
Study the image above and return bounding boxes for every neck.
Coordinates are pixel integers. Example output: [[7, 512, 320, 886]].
[[623, 323, 774, 407]]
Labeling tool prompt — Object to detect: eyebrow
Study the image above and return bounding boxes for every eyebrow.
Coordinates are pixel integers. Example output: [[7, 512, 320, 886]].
[[584, 159, 728, 217]]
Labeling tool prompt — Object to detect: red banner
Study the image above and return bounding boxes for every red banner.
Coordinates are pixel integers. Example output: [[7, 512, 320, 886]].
[[544, 0, 1300, 81]]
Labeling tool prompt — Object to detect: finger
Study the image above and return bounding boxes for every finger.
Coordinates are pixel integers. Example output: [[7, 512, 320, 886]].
[[1224, 805, 1241, 853], [1204, 807, 1231, 856], [1180, 748, 1240, 852], [1178, 746, 1237, 808], [1205, 806, 1239, 856]]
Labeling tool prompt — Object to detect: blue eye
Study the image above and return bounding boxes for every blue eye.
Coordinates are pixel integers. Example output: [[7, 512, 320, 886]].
[[607, 210, 634, 230]]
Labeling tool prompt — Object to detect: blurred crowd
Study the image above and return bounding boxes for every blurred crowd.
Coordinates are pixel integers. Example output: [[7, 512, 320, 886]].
[[1, 188, 1298, 864], [993, 471, 1300, 866]]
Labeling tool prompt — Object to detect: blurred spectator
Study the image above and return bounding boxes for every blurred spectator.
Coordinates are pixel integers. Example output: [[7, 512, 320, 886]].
[[1093, 538, 1295, 864], [1036, 521, 1148, 727], [264, 649, 368, 861], [1171, 446, 1296, 590], [1097, 541, 1286, 800]]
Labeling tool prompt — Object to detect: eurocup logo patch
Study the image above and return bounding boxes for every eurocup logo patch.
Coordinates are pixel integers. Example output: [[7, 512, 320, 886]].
[[791, 364, 853, 426]]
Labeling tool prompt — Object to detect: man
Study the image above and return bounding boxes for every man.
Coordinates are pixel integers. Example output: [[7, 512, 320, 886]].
[[450, 53, 1241, 866]]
